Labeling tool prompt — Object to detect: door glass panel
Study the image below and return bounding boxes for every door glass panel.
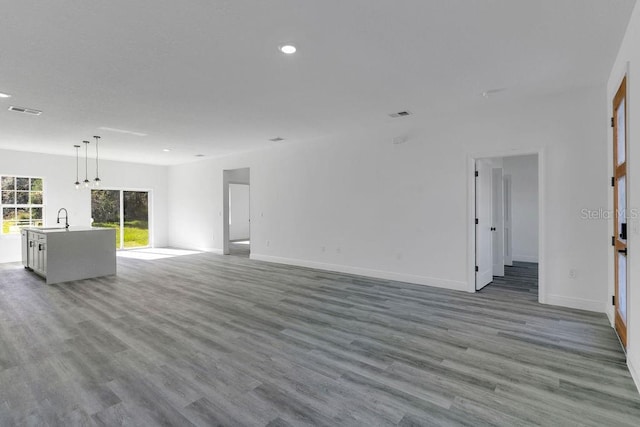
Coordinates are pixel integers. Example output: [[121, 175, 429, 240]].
[[618, 252, 627, 323], [617, 99, 626, 165], [618, 176, 626, 240], [123, 191, 149, 248], [91, 190, 121, 248]]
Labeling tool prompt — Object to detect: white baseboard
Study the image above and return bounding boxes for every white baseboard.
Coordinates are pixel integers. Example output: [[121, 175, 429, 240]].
[[201, 247, 223, 254], [250, 254, 467, 292], [171, 244, 223, 254], [546, 294, 605, 313], [628, 356, 640, 395], [513, 255, 539, 263]]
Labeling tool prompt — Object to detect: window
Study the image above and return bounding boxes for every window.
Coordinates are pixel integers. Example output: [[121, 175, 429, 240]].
[[1, 176, 44, 234]]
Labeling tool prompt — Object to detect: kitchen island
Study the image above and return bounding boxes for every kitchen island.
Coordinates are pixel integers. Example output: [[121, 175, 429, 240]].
[[21, 227, 116, 285]]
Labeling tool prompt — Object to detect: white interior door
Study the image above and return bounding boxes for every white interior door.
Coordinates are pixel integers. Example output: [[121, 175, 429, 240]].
[[503, 175, 513, 266], [475, 159, 493, 290], [492, 167, 505, 277]]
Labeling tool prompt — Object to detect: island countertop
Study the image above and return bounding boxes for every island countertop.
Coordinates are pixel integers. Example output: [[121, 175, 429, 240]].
[[24, 226, 113, 234]]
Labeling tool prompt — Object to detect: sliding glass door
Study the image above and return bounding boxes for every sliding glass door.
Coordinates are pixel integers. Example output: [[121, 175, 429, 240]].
[[123, 191, 149, 248], [91, 190, 150, 249]]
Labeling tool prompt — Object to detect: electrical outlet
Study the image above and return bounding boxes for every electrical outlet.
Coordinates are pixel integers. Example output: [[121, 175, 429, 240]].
[[321, 246, 326, 252], [266, 240, 270, 247], [569, 269, 577, 279], [336, 247, 341, 254]]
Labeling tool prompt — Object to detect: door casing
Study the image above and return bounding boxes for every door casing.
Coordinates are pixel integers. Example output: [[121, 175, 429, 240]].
[[468, 149, 545, 303]]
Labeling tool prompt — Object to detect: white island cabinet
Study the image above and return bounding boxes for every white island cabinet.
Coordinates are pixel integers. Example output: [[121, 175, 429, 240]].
[[23, 227, 117, 285]]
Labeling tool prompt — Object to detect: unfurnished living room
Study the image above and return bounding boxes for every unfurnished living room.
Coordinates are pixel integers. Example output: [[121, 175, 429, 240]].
[[1, 1, 640, 426]]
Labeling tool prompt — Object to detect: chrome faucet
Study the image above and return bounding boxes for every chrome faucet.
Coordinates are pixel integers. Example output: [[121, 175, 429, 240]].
[[56, 208, 69, 229]]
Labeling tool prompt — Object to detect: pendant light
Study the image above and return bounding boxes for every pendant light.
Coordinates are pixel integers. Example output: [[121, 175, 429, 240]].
[[93, 135, 101, 187], [83, 140, 90, 188], [73, 144, 81, 189]]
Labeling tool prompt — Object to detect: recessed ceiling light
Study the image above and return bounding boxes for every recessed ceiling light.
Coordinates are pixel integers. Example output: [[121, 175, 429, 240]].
[[269, 137, 285, 142], [279, 45, 297, 54], [0, 92, 11, 98], [163, 149, 171, 152], [195, 154, 205, 157]]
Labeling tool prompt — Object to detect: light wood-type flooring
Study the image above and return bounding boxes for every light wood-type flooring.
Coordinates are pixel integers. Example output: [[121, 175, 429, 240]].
[[0, 255, 639, 426]]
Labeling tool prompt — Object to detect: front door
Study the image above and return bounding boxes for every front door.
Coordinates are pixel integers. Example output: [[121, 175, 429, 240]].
[[613, 77, 628, 348]]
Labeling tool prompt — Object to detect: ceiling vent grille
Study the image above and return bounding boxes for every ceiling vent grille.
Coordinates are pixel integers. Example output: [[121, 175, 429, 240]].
[[388, 110, 412, 118], [269, 137, 285, 142], [8, 106, 42, 115]]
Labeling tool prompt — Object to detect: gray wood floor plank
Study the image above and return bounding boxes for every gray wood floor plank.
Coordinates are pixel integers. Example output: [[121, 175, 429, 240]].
[[1, 257, 639, 425]]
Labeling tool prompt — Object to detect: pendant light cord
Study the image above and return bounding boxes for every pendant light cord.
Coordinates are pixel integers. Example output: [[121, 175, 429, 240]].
[[75, 145, 79, 182], [94, 136, 100, 179], [83, 141, 90, 183]]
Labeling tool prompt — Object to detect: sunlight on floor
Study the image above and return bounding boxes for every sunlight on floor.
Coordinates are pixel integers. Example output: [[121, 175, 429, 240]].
[[116, 248, 201, 260], [232, 240, 250, 245]]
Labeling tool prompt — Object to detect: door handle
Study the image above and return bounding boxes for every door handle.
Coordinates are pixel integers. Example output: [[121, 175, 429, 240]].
[[29, 241, 34, 247], [38, 244, 44, 251], [490, 227, 496, 231]]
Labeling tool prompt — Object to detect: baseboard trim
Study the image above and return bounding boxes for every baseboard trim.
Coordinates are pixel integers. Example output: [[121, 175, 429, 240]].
[[546, 294, 605, 313], [199, 247, 223, 254], [513, 255, 539, 263], [628, 356, 640, 394], [171, 245, 223, 255], [250, 254, 467, 291]]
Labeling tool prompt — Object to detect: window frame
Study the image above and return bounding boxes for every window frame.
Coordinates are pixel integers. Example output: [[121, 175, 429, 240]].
[[1, 175, 46, 236]]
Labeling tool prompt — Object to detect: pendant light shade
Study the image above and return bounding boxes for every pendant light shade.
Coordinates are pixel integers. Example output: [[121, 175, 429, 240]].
[[83, 140, 90, 188], [74, 144, 81, 189], [93, 135, 101, 187]]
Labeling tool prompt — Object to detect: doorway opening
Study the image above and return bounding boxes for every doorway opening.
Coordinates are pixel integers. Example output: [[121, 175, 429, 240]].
[[223, 168, 250, 257], [473, 154, 541, 299], [91, 189, 151, 250]]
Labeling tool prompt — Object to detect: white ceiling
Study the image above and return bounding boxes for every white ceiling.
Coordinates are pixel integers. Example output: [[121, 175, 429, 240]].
[[0, 0, 635, 165]]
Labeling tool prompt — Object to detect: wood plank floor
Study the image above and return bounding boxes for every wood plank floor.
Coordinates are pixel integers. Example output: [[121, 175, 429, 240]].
[[0, 255, 639, 426]]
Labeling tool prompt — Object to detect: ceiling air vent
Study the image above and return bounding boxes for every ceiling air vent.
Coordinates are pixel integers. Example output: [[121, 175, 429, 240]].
[[269, 137, 285, 142], [388, 110, 412, 118], [194, 154, 205, 157], [8, 106, 42, 115]]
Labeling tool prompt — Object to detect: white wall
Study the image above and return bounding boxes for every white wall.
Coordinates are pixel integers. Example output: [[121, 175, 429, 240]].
[[608, 0, 640, 392], [503, 154, 539, 263], [0, 149, 169, 263], [229, 184, 250, 241], [169, 85, 608, 312]]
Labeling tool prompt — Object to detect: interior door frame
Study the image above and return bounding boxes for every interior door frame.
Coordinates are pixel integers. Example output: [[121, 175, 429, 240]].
[[492, 166, 505, 277], [222, 168, 251, 255], [503, 174, 513, 266], [467, 148, 545, 304]]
